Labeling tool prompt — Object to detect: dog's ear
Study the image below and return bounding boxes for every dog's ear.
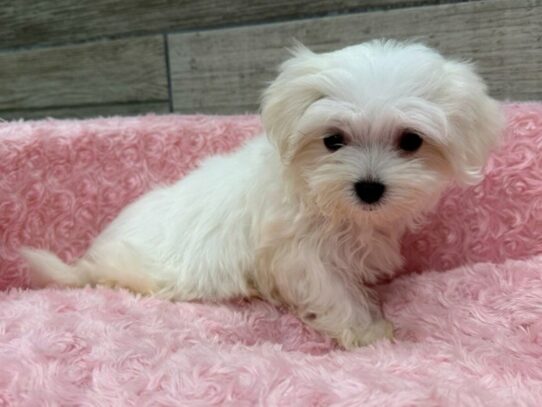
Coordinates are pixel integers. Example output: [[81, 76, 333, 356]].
[[442, 60, 505, 184], [261, 44, 326, 163]]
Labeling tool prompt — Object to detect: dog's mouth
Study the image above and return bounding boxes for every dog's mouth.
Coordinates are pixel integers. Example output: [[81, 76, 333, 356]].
[[351, 187, 387, 212], [361, 205, 383, 212]]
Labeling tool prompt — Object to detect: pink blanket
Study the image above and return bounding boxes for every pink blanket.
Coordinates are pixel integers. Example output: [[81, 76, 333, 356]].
[[1, 104, 542, 405]]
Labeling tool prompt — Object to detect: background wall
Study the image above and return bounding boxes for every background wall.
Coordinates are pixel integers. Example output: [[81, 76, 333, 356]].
[[0, 0, 540, 120]]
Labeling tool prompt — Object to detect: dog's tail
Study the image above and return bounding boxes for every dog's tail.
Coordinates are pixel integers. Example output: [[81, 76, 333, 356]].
[[20, 244, 161, 295], [21, 247, 90, 287]]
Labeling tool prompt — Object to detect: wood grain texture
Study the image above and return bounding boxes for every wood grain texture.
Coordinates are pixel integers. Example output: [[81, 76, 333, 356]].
[[0, 102, 170, 121], [4, 0, 436, 49], [169, 0, 542, 114], [0, 36, 168, 110]]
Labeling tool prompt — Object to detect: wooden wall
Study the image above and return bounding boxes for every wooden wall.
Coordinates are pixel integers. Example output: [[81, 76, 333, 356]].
[[1, 0, 540, 120]]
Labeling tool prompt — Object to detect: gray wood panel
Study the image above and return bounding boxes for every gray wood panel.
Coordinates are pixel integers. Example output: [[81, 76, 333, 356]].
[[4, 0, 436, 49], [0, 102, 170, 121], [169, 0, 542, 114], [0, 36, 168, 110]]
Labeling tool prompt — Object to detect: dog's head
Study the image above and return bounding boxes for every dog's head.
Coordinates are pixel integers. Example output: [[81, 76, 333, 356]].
[[261, 40, 504, 224]]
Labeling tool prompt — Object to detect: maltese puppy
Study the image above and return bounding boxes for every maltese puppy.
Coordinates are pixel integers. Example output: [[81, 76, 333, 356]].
[[23, 40, 503, 349]]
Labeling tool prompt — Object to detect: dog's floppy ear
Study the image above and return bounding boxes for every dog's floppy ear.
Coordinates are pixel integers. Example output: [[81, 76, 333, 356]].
[[442, 60, 505, 184], [261, 44, 326, 163]]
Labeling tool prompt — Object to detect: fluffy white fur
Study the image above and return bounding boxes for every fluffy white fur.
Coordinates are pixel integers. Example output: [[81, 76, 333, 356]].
[[22, 40, 503, 348]]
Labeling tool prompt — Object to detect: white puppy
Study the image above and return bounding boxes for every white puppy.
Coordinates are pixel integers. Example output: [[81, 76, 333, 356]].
[[23, 40, 503, 349]]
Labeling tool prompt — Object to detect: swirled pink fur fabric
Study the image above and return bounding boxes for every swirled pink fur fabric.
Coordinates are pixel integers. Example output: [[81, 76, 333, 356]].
[[1, 104, 542, 405]]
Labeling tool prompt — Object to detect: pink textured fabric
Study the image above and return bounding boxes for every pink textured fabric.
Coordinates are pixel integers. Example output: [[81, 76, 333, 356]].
[[1, 104, 542, 405]]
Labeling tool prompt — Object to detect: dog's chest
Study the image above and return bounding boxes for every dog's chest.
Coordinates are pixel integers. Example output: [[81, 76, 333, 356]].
[[326, 225, 404, 284]]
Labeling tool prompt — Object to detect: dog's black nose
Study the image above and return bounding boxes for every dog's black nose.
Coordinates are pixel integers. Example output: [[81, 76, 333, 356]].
[[354, 180, 386, 204]]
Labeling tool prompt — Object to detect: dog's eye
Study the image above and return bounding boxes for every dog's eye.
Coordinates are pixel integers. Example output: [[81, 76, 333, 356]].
[[323, 133, 346, 152], [398, 131, 423, 152]]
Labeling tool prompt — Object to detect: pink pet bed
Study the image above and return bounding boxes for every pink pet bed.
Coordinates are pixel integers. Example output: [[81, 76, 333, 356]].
[[1, 104, 542, 405]]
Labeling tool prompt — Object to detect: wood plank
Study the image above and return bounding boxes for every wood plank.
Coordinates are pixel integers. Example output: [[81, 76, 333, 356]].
[[0, 102, 170, 121], [169, 0, 542, 114], [4, 0, 440, 49], [0, 36, 168, 110]]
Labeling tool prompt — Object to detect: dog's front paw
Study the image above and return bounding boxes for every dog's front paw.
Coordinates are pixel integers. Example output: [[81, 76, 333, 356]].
[[338, 319, 394, 349]]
